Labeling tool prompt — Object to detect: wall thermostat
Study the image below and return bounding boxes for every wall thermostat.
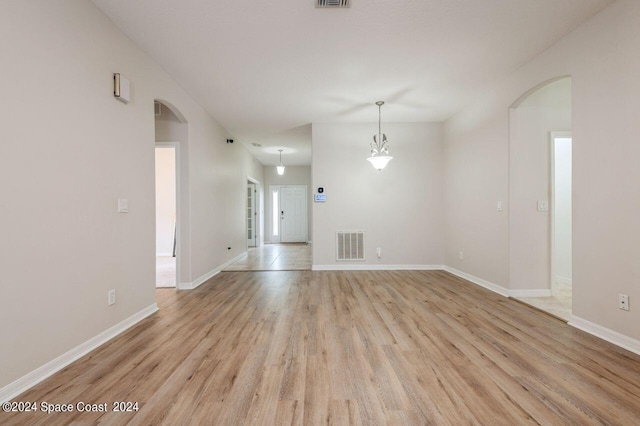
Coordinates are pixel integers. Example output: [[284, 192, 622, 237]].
[[317, 187, 324, 193]]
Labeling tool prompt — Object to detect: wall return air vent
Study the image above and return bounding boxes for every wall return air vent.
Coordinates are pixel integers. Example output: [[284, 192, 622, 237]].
[[336, 231, 365, 261], [317, 0, 350, 8]]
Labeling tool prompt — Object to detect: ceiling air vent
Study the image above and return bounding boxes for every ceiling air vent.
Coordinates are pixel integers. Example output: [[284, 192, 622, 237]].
[[317, 0, 350, 8]]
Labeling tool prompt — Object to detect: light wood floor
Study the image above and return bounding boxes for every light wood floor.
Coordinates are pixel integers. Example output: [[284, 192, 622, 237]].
[[224, 243, 312, 271], [3, 270, 640, 425]]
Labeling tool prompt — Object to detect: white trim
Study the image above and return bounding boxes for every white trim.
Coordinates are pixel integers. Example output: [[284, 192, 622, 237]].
[[178, 253, 246, 290], [509, 289, 552, 298], [179, 270, 218, 290], [0, 303, 158, 403], [554, 276, 572, 286], [443, 266, 510, 297], [312, 264, 444, 271], [569, 316, 640, 356], [156, 252, 173, 257], [247, 181, 258, 248], [247, 175, 262, 248]]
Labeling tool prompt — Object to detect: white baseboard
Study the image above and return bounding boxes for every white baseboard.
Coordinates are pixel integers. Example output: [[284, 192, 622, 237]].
[[443, 266, 510, 297], [155, 283, 176, 288], [569, 315, 640, 356], [178, 252, 246, 290], [0, 303, 158, 403], [312, 264, 444, 271], [156, 252, 173, 257], [555, 276, 572, 286], [510, 289, 552, 298], [179, 270, 218, 290]]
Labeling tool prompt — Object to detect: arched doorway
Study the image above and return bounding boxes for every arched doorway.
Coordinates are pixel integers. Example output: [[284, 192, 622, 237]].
[[508, 77, 572, 320], [154, 99, 189, 289]]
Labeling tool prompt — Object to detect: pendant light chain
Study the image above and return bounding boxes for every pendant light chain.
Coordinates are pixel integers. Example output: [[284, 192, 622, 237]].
[[378, 102, 382, 143]]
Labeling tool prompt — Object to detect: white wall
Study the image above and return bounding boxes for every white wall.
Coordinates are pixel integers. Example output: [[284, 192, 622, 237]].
[[0, 0, 263, 392], [312, 123, 444, 267], [264, 166, 312, 243], [444, 0, 640, 341], [509, 78, 571, 291], [155, 147, 176, 255], [189, 135, 264, 282]]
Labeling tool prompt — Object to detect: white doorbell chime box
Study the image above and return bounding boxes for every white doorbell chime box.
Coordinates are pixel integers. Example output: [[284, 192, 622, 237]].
[[113, 73, 131, 103]]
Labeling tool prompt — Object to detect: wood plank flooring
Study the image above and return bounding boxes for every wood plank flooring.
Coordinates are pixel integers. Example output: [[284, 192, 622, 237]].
[[2, 270, 640, 425]]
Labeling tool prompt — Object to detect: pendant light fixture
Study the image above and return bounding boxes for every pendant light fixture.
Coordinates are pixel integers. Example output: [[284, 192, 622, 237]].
[[367, 101, 393, 170], [276, 149, 285, 175]]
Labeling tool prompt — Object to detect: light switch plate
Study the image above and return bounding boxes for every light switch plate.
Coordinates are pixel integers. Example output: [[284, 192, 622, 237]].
[[537, 200, 548, 211], [118, 198, 128, 213]]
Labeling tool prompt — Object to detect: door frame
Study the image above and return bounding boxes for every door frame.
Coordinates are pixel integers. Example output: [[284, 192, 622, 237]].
[[155, 142, 180, 289], [549, 131, 572, 295], [247, 176, 261, 249], [269, 185, 281, 244], [276, 185, 308, 243]]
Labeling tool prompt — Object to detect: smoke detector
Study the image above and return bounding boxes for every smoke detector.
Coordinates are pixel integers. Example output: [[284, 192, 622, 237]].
[[317, 0, 350, 8]]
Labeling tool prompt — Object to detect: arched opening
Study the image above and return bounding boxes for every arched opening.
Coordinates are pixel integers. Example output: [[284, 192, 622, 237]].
[[154, 99, 189, 289], [508, 77, 572, 320]]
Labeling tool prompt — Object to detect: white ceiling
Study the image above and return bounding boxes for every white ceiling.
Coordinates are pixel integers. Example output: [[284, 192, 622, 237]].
[[92, 0, 613, 165]]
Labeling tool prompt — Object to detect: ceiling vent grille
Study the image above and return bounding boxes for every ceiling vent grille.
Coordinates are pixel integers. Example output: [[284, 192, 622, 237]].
[[336, 231, 365, 261], [317, 0, 350, 8]]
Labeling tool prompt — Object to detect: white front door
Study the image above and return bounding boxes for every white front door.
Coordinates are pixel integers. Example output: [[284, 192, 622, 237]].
[[247, 183, 256, 247], [280, 186, 307, 243]]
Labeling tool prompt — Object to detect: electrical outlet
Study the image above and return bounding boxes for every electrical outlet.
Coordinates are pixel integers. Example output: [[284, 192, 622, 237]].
[[459, 251, 464, 261], [619, 294, 629, 311], [376, 247, 382, 258], [108, 289, 116, 306]]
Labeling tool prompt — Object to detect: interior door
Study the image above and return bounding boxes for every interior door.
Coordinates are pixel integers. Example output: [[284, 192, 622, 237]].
[[280, 186, 307, 243], [247, 183, 256, 247]]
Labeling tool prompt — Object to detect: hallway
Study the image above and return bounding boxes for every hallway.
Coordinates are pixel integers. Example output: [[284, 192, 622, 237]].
[[223, 243, 311, 271]]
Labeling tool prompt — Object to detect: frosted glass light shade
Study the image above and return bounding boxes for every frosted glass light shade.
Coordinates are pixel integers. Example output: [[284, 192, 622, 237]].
[[276, 165, 285, 175], [367, 155, 392, 170]]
